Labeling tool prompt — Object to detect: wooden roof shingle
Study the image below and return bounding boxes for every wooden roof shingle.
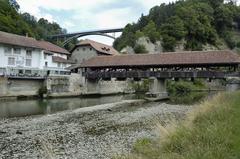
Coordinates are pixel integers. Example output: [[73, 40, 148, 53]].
[[80, 50, 240, 68]]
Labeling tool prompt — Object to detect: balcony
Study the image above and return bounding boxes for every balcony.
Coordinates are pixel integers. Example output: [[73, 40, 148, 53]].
[[5, 67, 48, 80]]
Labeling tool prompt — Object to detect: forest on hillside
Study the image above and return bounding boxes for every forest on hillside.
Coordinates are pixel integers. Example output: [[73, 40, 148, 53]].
[[113, 0, 240, 53], [0, 0, 76, 49]]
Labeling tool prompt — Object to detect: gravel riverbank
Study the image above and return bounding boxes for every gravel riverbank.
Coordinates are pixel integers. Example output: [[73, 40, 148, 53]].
[[0, 100, 193, 159]]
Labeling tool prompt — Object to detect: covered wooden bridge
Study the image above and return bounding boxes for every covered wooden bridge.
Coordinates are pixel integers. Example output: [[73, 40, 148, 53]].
[[79, 50, 240, 80]]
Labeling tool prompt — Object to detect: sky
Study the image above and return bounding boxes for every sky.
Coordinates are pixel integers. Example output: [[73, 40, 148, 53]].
[[16, 0, 175, 45]]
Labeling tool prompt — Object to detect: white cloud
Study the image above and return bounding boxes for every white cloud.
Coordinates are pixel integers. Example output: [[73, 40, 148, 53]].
[[16, 0, 175, 45], [63, 21, 76, 28]]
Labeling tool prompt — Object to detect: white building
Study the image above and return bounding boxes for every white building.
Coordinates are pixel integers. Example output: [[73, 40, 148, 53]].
[[0, 31, 73, 78]]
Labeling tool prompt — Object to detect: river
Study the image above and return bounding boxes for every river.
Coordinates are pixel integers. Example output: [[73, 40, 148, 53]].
[[0, 95, 135, 118], [0, 93, 211, 158]]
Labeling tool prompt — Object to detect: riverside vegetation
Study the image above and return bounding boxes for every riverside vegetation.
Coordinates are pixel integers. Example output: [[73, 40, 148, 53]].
[[166, 79, 208, 104], [116, 91, 240, 159]]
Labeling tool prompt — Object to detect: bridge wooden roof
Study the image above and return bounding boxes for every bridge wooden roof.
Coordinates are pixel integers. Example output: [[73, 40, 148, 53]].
[[80, 50, 240, 68]]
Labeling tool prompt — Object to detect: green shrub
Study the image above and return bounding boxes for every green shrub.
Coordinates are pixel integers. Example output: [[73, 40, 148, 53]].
[[134, 44, 148, 54], [166, 80, 207, 104], [38, 86, 47, 98], [131, 79, 150, 93], [167, 79, 205, 95], [237, 41, 240, 48]]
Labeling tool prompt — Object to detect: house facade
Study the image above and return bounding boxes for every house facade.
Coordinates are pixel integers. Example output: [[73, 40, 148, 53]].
[[0, 31, 73, 78], [70, 39, 119, 65]]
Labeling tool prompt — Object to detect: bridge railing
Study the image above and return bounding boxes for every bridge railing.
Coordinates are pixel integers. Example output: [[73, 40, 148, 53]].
[[85, 70, 236, 80]]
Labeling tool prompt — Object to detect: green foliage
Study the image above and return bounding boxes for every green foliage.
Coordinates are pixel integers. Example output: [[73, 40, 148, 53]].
[[135, 30, 144, 39], [114, 0, 240, 52], [166, 79, 207, 104], [142, 20, 160, 43], [237, 41, 240, 48], [38, 86, 48, 98], [120, 91, 240, 159], [224, 31, 236, 49], [160, 16, 186, 40], [0, 0, 71, 48], [134, 44, 148, 54], [167, 79, 206, 94], [161, 34, 176, 52], [130, 79, 150, 93]]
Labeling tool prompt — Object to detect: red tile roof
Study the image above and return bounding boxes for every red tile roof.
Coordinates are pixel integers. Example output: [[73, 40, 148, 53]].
[[0, 31, 41, 49], [0, 31, 70, 55], [72, 39, 119, 55], [80, 50, 240, 68], [38, 41, 70, 55]]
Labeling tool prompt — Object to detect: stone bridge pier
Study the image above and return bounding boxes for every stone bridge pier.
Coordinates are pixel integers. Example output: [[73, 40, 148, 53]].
[[226, 77, 240, 91], [86, 79, 100, 94], [148, 78, 168, 97]]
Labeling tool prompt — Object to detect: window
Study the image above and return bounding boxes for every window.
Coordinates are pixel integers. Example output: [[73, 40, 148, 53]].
[[44, 54, 47, 59], [26, 50, 32, 58], [57, 63, 61, 68], [45, 62, 48, 67], [83, 47, 86, 51], [4, 47, 11, 55], [25, 59, 32, 66], [25, 70, 31, 74], [13, 48, 21, 54], [90, 48, 93, 51], [8, 57, 15, 65]]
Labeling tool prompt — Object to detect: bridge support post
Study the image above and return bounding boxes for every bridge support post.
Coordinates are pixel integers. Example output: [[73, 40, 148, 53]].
[[149, 78, 167, 96], [226, 77, 240, 92], [86, 79, 100, 94]]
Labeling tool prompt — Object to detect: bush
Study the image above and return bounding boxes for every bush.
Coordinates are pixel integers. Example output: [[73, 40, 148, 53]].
[[167, 79, 206, 94], [131, 79, 150, 93], [134, 44, 148, 54], [224, 32, 236, 49], [38, 86, 47, 98], [166, 80, 207, 104], [237, 41, 240, 48]]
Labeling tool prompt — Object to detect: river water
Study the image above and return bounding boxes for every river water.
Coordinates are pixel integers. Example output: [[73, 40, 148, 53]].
[[0, 95, 135, 118], [0, 91, 215, 118]]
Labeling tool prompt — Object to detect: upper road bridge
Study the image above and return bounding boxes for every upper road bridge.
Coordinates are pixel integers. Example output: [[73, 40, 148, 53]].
[[50, 28, 124, 46], [79, 50, 240, 80]]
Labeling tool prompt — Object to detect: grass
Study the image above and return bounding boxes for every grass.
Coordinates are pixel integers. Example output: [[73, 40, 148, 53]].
[[117, 91, 240, 159]]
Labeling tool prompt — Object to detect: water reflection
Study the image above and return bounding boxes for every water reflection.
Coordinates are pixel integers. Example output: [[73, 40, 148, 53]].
[[0, 95, 130, 118], [168, 92, 209, 105]]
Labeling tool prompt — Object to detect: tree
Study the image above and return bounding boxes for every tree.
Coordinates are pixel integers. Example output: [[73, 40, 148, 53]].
[[135, 30, 145, 39], [160, 16, 186, 40], [176, 1, 217, 50], [9, 0, 19, 11], [143, 20, 160, 43], [161, 35, 176, 52]]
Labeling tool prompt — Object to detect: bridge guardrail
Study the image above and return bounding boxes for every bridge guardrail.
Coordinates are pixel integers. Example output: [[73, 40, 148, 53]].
[[86, 71, 239, 80]]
